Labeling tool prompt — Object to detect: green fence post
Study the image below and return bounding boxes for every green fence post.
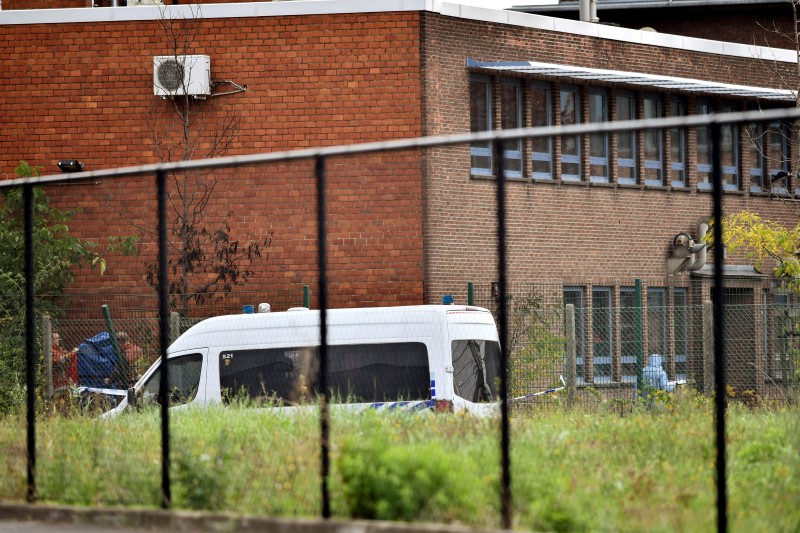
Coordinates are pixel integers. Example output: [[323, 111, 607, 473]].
[[635, 279, 644, 397], [303, 285, 310, 308], [102, 304, 125, 386], [468, 282, 475, 306]]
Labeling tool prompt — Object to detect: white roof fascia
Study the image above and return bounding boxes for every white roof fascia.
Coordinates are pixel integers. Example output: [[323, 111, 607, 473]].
[[0, 0, 795, 64]]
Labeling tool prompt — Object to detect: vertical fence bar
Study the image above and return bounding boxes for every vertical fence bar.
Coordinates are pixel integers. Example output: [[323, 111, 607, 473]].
[[156, 169, 171, 509], [711, 122, 728, 533], [494, 140, 512, 530], [467, 281, 475, 306], [315, 155, 331, 519], [304, 284, 311, 308], [24, 183, 36, 503]]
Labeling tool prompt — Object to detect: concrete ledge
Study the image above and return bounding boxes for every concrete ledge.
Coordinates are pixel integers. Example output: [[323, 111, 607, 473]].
[[0, 502, 512, 533]]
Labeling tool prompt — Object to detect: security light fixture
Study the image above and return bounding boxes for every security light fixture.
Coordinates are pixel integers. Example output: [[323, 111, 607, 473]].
[[57, 160, 84, 173]]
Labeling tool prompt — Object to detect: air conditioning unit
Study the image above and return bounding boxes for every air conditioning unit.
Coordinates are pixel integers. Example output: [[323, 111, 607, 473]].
[[153, 55, 211, 98]]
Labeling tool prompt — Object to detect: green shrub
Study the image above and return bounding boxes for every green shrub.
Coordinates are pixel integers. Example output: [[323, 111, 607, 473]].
[[336, 411, 487, 523], [173, 430, 233, 511]]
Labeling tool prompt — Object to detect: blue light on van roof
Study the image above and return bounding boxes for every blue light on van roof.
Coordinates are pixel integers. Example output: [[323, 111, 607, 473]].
[[442, 294, 454, 304]]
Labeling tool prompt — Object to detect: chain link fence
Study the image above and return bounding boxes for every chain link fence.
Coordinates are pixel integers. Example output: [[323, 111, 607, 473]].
[[40, 296, 799, 409], [39, 288, 307, 403]]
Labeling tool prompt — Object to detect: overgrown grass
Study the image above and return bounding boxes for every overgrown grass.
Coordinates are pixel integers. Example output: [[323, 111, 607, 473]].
[[0, 393, 797, 532]]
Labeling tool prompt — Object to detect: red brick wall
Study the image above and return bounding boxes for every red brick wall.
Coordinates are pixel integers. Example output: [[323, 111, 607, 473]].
[[0, 12, 425, 309], [419, 12, 797, 303]]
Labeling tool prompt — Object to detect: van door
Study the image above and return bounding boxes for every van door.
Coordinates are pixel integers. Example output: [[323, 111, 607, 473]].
[[138, 349, 208, 409]]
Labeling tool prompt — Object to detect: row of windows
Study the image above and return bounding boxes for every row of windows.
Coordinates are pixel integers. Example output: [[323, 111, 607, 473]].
[[563, 286, 688, 384], [470, 76, 792, 193], [563, 286, 796, 386]]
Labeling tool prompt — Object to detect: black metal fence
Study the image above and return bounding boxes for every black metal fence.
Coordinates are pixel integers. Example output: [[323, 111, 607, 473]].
[[3, 107, 800, 531]]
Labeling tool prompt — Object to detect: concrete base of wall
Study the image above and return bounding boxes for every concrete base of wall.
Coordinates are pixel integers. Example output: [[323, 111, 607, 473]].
[[0, 502, 513, 533]]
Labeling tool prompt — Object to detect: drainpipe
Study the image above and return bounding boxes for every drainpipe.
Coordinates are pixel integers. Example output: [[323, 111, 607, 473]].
[[579, 0, 590, 21], [688, 221, 709, 272], [580, 0, 599, 23]]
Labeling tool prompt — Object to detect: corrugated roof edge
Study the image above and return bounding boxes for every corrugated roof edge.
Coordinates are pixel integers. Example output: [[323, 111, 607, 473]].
[[0, 0, 795, 63]]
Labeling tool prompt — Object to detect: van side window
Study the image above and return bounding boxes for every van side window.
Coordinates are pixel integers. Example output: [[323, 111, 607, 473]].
[[219, 342, 430, 404], [220, 346, 317, 405], [452, 340, 501, 403], [141, 354, 203, 407], [328, 343, 429, 402]]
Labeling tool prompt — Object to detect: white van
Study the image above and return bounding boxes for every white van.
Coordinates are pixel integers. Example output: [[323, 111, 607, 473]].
[[103, 305, 502, 416]]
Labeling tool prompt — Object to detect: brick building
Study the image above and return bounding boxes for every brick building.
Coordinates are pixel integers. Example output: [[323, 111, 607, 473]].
[[0, 2, 797, 391]]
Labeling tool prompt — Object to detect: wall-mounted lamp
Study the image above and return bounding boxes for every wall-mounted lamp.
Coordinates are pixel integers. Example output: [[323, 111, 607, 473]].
[[57, 160, 84, 173]]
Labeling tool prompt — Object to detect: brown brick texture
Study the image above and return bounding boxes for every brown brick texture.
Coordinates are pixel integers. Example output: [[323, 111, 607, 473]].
[[0, 12, 424, 308]]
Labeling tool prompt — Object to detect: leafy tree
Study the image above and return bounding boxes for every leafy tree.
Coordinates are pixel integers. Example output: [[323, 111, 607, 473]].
[[714, 211, 800, 390], [717, 211, 800, 289], [0, 162, 135, 413]]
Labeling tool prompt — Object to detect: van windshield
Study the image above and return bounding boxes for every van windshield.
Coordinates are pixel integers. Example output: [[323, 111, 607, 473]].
[[452, 340, 501, 403], [141, 353, 203, 407], [219, 342, 430, 405]]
